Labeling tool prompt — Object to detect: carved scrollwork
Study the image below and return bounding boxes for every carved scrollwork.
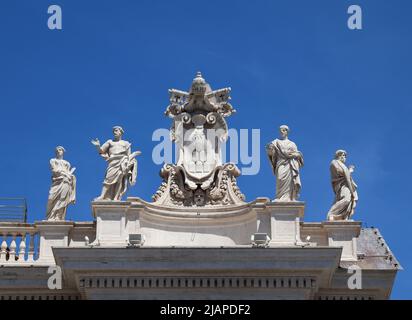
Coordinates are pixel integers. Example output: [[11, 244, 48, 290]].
[[152, 73, 245, 208], [208, 163, 244, 205], [153, 163, 245, 207], [152, 181, 168, 202], [206, 112, 217, 125], [181, 113, 192, 125]]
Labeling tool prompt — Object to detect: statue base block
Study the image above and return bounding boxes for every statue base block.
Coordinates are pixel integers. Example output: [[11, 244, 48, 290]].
[[253, 199, 305, 247], [92, 198, 258, 247], [92, 201, 131, 246], [323, 221, 361, 261], [35, 220, 74, 264]]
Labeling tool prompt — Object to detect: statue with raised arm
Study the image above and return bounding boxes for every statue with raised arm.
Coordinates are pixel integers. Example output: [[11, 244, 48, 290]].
[[266, 125, 304, 202], [327, 150, 358, 221], [91, 126, 141, 201], [46, 146, 76, 221]]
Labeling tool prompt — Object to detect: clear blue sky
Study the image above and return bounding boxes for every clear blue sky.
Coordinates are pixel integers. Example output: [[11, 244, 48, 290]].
[[0, 0, 410, 299]]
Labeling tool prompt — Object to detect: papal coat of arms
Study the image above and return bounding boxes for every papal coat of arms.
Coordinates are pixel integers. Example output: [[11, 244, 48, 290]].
[[152, 72, 245, 207]]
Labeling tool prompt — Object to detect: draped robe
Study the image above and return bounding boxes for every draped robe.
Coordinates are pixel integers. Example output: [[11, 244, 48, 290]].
[[99, 139, 137, 200], [267, 138, 303, 201], [46, 159, 76, 220], [327, 160, 358, 221]]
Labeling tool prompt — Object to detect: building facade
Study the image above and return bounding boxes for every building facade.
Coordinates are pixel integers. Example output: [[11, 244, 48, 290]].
[[0, 73, 401, 300], [0, 197, 401, 300]]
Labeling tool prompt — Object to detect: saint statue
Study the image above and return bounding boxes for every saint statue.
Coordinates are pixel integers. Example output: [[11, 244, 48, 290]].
[[46, 146, 76, 221], [91, 126, 141, 201], [266, 125, 304, 202], [327, 150, 358, 221]]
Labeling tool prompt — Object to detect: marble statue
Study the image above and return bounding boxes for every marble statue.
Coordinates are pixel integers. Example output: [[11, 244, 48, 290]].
[[91, 126, 141, 201], [46, 146, 76, 221], [266, 125, 304, 202], [152, 72, 245, 206], [327, 150, 358, 221]]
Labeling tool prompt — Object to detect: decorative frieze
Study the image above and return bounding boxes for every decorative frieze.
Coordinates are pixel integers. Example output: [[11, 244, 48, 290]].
[[79, 276, 317, 290]]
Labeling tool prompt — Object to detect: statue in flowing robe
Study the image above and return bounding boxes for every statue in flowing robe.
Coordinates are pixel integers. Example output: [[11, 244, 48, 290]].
[[327, 150, 358, 221], [46, 146, 76, 221], [91, 126, 141, 201], [266, 125, 304, 202]]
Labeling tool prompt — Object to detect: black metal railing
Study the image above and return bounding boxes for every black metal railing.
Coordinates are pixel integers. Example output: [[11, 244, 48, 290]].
[[0, 198, 27, 222]]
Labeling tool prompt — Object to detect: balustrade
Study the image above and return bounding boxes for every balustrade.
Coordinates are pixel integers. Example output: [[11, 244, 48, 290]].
[[0, 223, 39, 264]]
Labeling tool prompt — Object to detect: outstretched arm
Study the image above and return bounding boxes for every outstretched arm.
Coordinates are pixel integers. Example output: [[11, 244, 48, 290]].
[[91, 138, 103, 153], [91, 139, 110, 158]]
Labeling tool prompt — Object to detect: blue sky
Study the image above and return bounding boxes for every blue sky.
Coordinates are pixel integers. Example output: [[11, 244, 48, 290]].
[[0, 0, 410, 299]]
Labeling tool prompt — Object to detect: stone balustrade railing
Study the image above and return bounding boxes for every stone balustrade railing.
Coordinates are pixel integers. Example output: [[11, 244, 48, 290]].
[[0, 223, 39, 264], [0, 221, 96, 265]]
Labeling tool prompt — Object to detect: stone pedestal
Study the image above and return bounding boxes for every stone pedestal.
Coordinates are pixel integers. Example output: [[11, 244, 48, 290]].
[[253, 199, 305, 246], [125, 197, 144, 236], [92, 198, 257, 247], [323, 221, 361, 261], [92, 201, 131, 247], [35, 221, 74, 264]]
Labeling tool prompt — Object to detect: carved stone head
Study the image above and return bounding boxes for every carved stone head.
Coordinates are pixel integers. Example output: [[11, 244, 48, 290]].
[[112, 126, 124, 140], [335, 149, 347, 163], [55, 146, 66, 159], [279, 125, 289, 139], [194, 188, 206, 206]]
